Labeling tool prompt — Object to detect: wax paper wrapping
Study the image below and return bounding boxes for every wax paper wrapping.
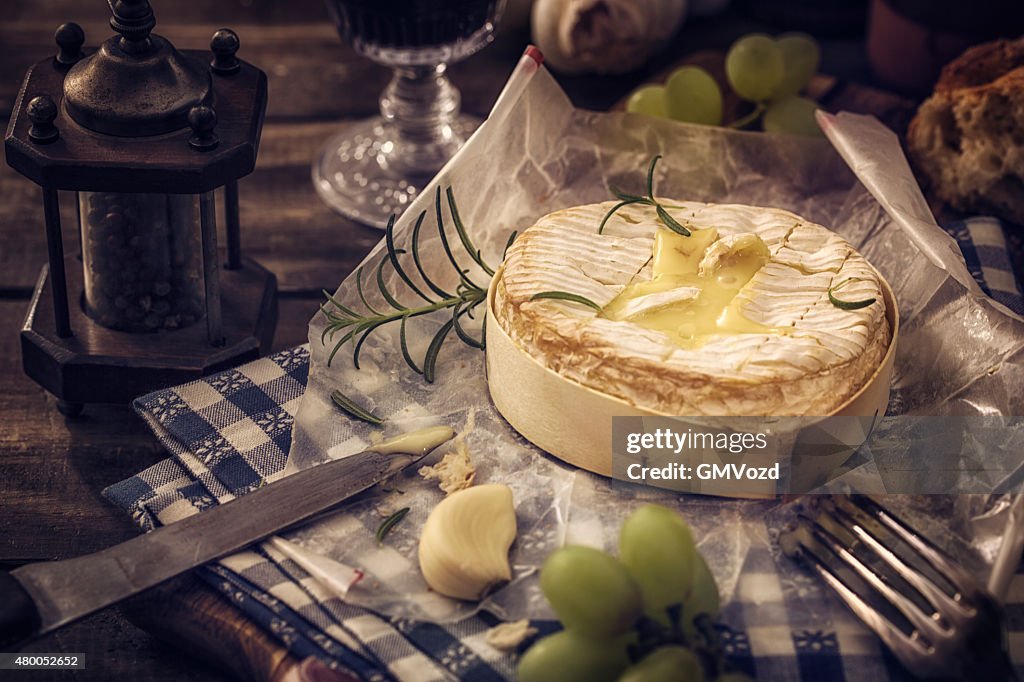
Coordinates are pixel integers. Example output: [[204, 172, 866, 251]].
[[283, 66, 1024, 624]]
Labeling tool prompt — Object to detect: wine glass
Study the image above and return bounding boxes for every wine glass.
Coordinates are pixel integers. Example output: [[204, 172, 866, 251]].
[[314, 0, 506, 228]]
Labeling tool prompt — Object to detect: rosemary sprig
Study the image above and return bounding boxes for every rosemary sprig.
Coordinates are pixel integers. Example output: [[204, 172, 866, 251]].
[[376, 507, 410, 545], [599, 155, 691, 237], [828, 277, 876, 310], [321, 186, 507, 384], [330, 389, 384, 425], [530, 291, 603, 311]]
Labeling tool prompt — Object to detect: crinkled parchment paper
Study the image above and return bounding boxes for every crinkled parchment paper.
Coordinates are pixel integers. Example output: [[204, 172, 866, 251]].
[[283, 67, 1024, 624]]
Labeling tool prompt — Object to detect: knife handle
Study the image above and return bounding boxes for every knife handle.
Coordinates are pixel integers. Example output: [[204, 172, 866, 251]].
[[0, 570, 40, 646]]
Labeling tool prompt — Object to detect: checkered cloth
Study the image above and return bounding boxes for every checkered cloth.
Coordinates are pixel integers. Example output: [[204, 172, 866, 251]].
[[946, 217, 1024, 315], [105, 218, 1024, 681]]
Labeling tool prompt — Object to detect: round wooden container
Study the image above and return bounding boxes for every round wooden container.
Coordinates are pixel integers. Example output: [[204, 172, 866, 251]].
[[485, 266, 900, 497]]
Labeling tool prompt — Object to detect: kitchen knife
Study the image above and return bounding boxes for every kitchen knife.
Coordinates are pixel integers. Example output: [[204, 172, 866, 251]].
[[0, 425, 455, 646]]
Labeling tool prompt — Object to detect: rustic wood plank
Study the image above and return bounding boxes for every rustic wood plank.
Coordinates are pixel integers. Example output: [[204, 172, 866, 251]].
[[0, 21, 382, 121], [4, 0, 333, 26], [0, 19, 522, 122]]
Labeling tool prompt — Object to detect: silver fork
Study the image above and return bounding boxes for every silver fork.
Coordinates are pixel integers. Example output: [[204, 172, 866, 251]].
[[780, 495, 1019, 680]]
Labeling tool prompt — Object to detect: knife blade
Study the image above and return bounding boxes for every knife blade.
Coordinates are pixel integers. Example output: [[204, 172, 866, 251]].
[[0, 425, 454, 646]]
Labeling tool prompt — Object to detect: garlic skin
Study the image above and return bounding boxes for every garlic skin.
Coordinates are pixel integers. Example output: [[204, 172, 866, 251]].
[[532, 0, 688, 75], [418, 484, 517, 601]]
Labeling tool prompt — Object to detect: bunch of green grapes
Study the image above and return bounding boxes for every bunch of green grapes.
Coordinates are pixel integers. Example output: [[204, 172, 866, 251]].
[[626, 32, 822, 137], [516, 505, 752, 682]]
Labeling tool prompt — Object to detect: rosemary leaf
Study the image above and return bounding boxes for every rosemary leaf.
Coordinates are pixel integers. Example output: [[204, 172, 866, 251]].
[[376, 507, 410, 545], [502, 230, 518, 261], [327, 328, 359, 366], [411, 210, 453, 299], [322, 289, 361, 318], [829, 294, 875, 310], [330, 389, 384, 425], [355, 265, 380, 315], [447, 186, 495, 277], [464, 295, 487, 321], [322, 320, 350, 347], [399, 315, 423, 375], [376, 257, 408, 311], [610, 185, 645, 203], [353, 320, 388, 369], [531, 291, 603, 311], [466, 296, 487, 314], [327, 324, 366, 367], [598, 198, 642, 235], [645, 154, 662, 200], [435, 187, 479, 290], [341, 322, 367, 348], [828, 277, 876, 310], [452, 300, 484, 349], [599, 156, 692, 238], [656, 204, 692, 236], [386, 214, 433, 304], [424, 318, 455, 383], [320, 185, 495, 380]]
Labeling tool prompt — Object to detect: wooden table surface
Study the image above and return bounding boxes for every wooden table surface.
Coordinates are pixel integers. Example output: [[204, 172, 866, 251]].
[[0, 2, 886, 680]]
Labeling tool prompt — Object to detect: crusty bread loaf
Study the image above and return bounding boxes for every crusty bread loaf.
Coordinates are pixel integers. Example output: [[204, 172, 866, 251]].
[[907, 38, 1024, 225]]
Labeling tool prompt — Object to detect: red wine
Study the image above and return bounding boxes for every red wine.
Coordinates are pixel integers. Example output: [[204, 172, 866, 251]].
[[327, 0, 499, 50]]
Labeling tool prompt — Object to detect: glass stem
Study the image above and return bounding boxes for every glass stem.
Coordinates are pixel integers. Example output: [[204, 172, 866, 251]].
[[379, 64, 463, 174]]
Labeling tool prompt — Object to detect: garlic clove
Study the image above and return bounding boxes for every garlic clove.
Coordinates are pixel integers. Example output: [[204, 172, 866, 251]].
[[418, 484, 517, 601]]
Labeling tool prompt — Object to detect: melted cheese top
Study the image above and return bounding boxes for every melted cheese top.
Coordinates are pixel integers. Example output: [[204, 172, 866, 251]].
[[493, 200, 891, 416]]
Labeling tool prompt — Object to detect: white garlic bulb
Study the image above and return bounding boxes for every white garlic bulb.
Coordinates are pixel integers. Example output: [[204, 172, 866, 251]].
[[532, 0, 688, 75]]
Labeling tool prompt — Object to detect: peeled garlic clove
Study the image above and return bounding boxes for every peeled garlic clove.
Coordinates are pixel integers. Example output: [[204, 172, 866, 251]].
[[418, 483, 517, 601]]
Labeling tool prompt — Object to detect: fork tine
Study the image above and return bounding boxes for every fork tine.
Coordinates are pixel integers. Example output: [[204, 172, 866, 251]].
[[789, 523, 930, 658], [798, 512, 948, 642], [829, 500, 974, 627], [846, 495, 985, 600], [785, 498, 1017, 681]]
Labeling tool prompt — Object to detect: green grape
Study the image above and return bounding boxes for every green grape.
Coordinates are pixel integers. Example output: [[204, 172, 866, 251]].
[[540, 546, 644, 638], [774, 32, 821, 98], [618, 504, 696, 624], [762, 95, 823, 137], [664, 66, 723, 126], [626, 85, 668, 118], [725, 34, 784, 102], [516, 631, 629, 682], [682, 552, 721, 638], [617, 646, 704, 682]]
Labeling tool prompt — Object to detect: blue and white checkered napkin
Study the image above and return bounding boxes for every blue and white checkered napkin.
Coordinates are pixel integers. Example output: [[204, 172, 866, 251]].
[[947, 217, 1024, 315], [105, 218, 1024, 681]]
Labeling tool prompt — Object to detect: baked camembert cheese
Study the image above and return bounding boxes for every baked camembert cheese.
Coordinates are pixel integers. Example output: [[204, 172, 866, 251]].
[[493, 200, 890, 416]]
